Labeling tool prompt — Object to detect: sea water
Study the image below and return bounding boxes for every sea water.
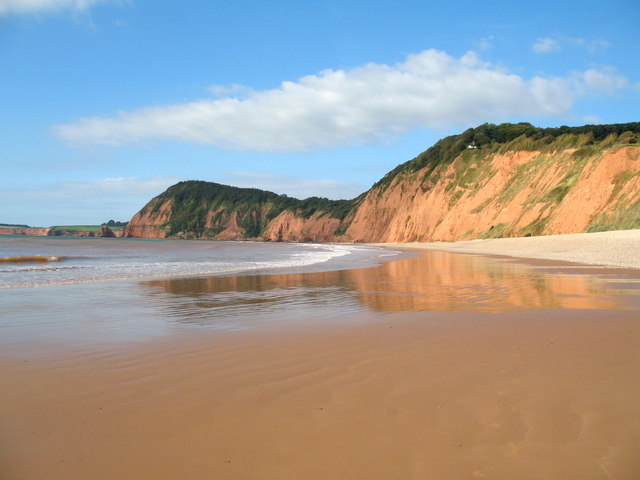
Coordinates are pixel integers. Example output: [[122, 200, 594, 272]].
[[3, 236, 640, 353], [0, 236, 402, 349], [0, 236, 398, 289]]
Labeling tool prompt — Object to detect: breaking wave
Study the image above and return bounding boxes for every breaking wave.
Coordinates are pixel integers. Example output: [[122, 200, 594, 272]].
[[0, 255, 67, 263], [0, 239, 399, 289]]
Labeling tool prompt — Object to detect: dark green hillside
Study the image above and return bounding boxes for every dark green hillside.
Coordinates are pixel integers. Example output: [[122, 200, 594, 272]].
[[152, 180, 356, 238], [373, 122, 640, 191]]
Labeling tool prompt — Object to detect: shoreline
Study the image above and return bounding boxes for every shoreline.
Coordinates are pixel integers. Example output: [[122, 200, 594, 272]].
[[373, 229, 640, 270]]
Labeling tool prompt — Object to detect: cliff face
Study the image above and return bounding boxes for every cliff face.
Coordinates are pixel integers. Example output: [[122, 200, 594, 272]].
[[124, 122, 640, 243], [124, 198, 173, 238], [345, 146, 640, 242], [262, 211, 343, 242], [123, 181, 352, 240], [0, 226, 125, 238], [0, 227, 51, 236]]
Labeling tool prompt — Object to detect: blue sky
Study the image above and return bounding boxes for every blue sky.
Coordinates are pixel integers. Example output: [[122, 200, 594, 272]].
[[1, 0, 638, 226]]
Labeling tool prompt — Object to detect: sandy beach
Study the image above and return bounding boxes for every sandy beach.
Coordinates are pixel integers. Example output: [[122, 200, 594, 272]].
[[379, 229, 640, 270], [1, 232, 640, 480]]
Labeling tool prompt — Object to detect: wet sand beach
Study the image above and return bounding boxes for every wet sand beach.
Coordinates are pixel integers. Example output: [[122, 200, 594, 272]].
[[1, 235, 640, 480]]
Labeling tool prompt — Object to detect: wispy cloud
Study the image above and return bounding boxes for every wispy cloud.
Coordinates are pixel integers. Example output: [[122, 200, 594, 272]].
[[579, 67, 628, 94], [477, 36, 495, 51], [532, 37, 561, 53], [54, 49, 629, 152], [533, 36, 610, 54], [209, 83, 256, 99], [55, 176, 182, 197], [0, 0, 115, 16], [0, 176, 180, 225], [218, 172, 365, 200]]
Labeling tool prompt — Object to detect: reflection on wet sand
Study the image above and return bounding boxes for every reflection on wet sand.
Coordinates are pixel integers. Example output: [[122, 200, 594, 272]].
[[349, 251, 624, 312], [144, 250, 634, 321]]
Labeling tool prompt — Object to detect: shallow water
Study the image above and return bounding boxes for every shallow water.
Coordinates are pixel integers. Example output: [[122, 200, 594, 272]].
[[1, 238, 640, 353], [0, 236, 396, 289], [0, 237, 400, 349]]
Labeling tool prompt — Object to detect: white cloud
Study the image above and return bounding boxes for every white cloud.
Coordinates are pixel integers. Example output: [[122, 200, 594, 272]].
[[533, 36, 610, 54], [56, 176, 182, 197], [589, 39, 610, 52], [580, 68, 628, 94], [568, 37, 610, 53], [533, 37, 561, 53], [209, 83, 256, 99], [54, 49, 630, 153], [218, 172, 365, 200], [477, 36, 495, 51], [0, 0, 111, 15], [2, 176, 180, 201]]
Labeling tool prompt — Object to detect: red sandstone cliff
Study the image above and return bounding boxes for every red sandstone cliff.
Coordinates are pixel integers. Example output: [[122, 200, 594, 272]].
[[262, 211, 343, 242], [344, 146, 640, 242], [124, 198, 173, 238], [0, 227, 51, 236], [125, 144, 640, 243]]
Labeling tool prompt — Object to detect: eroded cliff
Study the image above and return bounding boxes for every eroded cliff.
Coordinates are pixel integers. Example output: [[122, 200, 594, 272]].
[[125, 122, 640, 242], [345, 145, 640, 242], [124, 181, 353, 240], [0, 226, 52, 236]]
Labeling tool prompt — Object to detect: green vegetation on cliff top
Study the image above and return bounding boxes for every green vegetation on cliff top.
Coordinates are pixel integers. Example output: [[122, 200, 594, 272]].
[[0, 223, 31, 228], [373, 121, 640, 191]]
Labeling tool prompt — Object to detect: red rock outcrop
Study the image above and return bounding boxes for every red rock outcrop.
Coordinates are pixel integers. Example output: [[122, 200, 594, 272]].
[[0, 227, 51, 236], [124, 198, 173, 238], [99, 226, 117, 238], [263, 211, 343, 242]]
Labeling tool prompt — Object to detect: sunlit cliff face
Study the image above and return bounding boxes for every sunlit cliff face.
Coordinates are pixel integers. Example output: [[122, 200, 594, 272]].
[[126, 145, 640, 243], [345, 146, 640, 242]]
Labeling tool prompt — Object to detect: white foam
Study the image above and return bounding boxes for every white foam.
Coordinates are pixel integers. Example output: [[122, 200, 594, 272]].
[[0, 242, 390, 289]]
